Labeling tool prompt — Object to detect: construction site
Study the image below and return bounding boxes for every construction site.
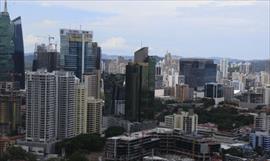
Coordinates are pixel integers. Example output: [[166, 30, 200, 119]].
[[104, 128, 220, 161]]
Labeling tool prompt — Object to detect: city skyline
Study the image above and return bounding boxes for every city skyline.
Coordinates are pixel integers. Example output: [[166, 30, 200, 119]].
[[5, 0, 270, 59]]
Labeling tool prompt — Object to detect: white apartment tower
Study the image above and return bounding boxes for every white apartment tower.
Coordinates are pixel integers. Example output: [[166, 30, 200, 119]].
[[56, 71, 76, 140], [26, 70, 76, 143], [26, 71, 57, 143], [220, 58, 229, 78]]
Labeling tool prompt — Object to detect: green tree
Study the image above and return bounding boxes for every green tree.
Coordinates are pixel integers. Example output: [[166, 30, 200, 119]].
[[1, 146, 37, 161]]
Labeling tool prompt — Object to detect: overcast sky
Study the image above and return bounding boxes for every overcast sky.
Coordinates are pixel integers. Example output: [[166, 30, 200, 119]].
[[5, 0, 270, 59]]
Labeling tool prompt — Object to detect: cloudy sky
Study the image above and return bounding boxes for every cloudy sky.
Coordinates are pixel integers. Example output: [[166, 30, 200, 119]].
[[5, 0, 270, 59]]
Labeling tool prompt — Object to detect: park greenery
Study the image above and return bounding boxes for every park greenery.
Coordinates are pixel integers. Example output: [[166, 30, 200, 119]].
[[153, 98, 253, 131]]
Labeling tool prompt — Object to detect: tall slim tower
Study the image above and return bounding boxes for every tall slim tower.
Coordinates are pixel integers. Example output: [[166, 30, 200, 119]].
[[0, 0, 25, 88], [0, 0, 14, 81], [125, 47, 155, 122]]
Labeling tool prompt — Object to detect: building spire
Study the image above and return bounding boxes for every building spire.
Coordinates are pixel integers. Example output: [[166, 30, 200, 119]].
[[4, 0, 7, 12]]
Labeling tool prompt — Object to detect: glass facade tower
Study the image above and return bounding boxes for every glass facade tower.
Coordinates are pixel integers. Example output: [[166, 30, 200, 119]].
[[60, 29, 101, 80], [0, 8, 14, 81]]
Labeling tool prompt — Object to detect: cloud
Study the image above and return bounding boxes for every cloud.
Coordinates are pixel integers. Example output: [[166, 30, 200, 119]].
[[34, 19, 59, 28], [101, 37, 128, 51], [24, 34, 43, 46]]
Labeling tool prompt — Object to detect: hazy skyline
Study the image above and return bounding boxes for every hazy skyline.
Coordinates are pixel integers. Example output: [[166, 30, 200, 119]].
[[5, 0, 270, 59]]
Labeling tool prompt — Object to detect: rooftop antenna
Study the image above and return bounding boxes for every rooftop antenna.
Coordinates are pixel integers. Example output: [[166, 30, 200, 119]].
[[4, 0, 7, 12]]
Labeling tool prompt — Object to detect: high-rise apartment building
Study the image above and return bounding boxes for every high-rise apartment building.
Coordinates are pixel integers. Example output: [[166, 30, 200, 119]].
[[25, 70, 76, 143], [0, 2, 25, 88], [220, 58, 228, 79], [32, 43, 58, 72], [60, 29, 101, 80], [0, 82, 22, 135], [86, 98, 103, 134], [56, 71, 76, 140], [75, 81, 87, 135], [25, 71, 57, 143], [125, 47, 155, 122], [264, 85, 270, 105], [179, 58, 217, 89]]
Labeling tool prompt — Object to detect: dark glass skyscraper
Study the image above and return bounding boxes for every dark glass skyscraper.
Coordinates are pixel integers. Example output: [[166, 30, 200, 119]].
[[60, 29, 101, 80], [12, 17, 25, 89], [180, 58, 217, 89], [125, 47, 155, 122]]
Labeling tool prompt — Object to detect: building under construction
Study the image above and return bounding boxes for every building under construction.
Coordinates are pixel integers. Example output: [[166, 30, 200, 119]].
[[104, 128, 220, 161]]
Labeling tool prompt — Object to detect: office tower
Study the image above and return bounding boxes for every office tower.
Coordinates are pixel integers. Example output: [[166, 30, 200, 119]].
[[0, 1, 25, 88], [205, 83, 224, 105], [75, 81, 87, 135], [83, 70, 101, 99], [56, 71, 76, 140], [86, 98, 103, 134], [220, 58, 228, 79], [60, 29, 101, 80], [0, 82, 21, 135], [164, 110, 198, 134], [264, 85, 270, 105], [239, 62, 251, 74], [223, 85, 234, 101], [32, 43, 58, 72], [175, 84, 190, 102], [179, 58, 217, 89], [0, 1, 14, 82], [25, 71, 57, 143], [26, 70, 76, 143], [12, 16, 25, 89], [125, 47, 155, 122], [254, 113, 270, 133]]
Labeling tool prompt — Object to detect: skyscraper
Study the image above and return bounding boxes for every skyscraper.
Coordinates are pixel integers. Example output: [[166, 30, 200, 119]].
[[0, 1, 25, 88], [179, 58, 217, 89], [12, 16, 25, 89], [60, 29, 101, 80], [125, 47, 155, 122], [0, 1, 14, 81]]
